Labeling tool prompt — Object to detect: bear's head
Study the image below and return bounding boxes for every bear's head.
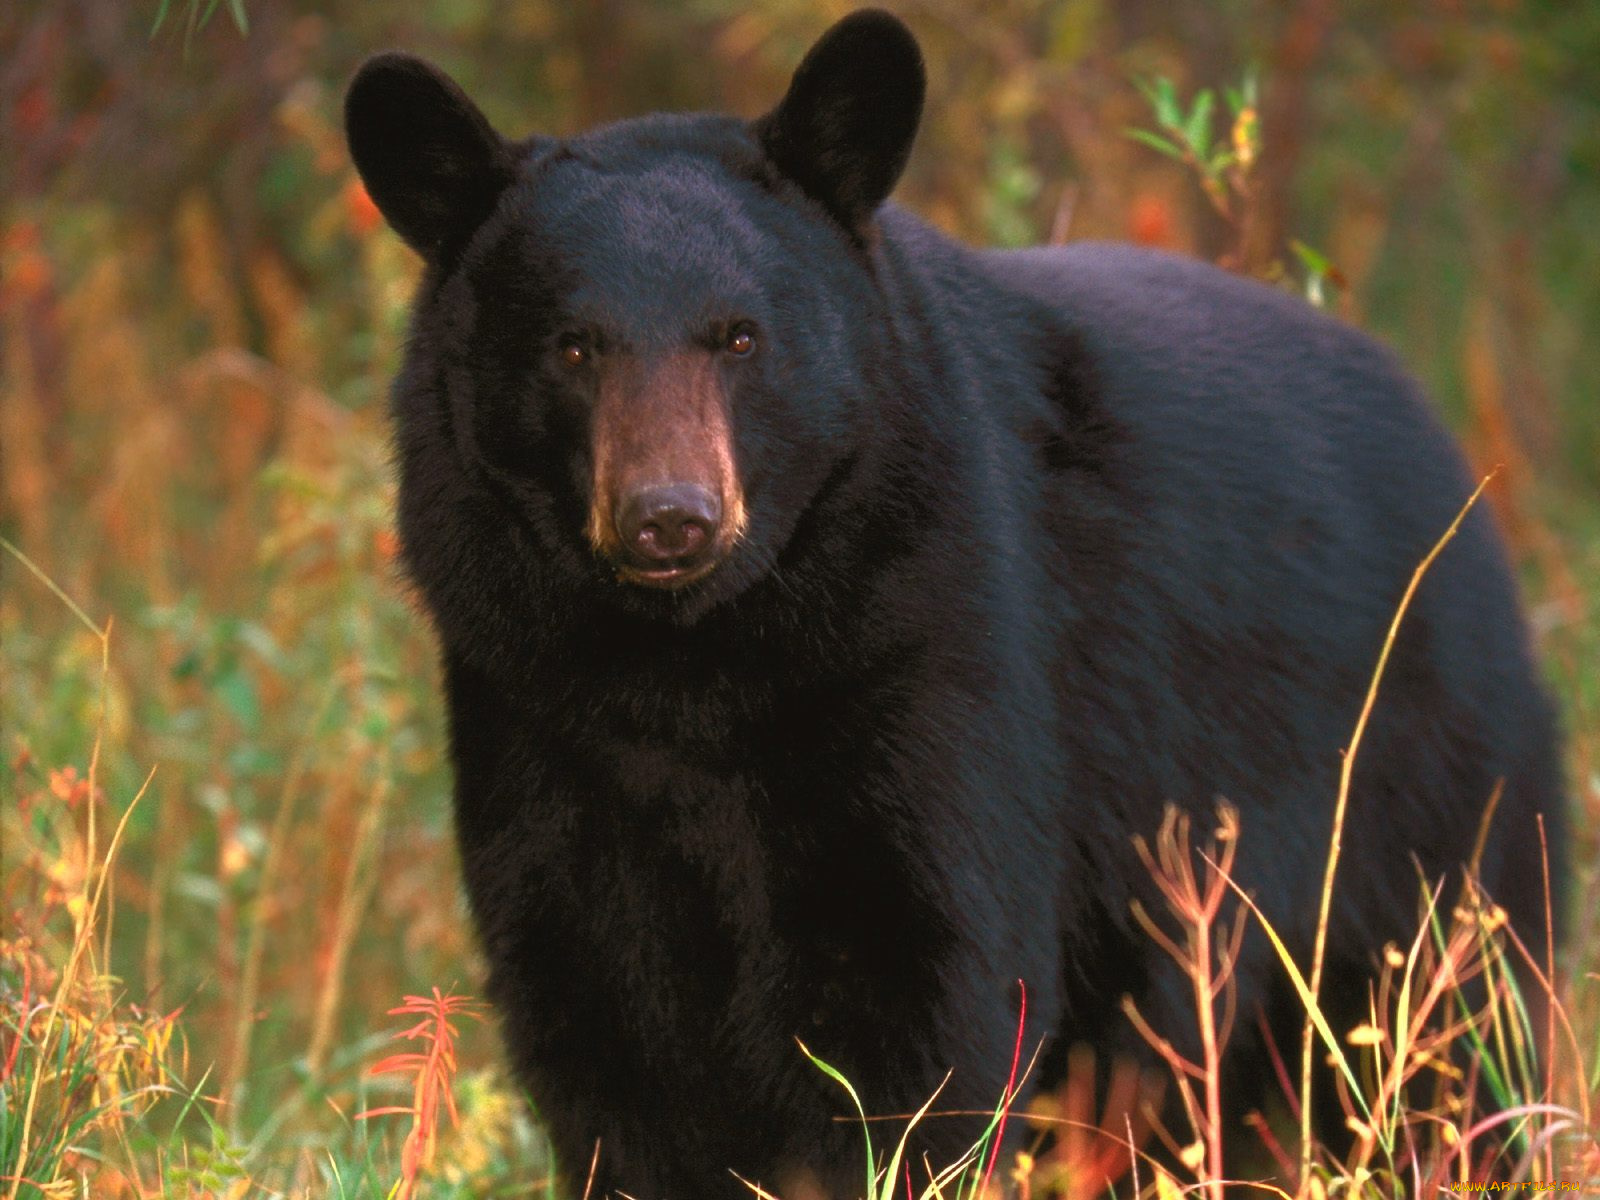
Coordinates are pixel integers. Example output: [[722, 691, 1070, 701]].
[[345, 10, 925, 634]]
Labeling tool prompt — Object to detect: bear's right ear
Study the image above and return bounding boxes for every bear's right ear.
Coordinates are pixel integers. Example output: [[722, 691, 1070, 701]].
[[344, 53, 515, 262], [754, 9, 925, 238]]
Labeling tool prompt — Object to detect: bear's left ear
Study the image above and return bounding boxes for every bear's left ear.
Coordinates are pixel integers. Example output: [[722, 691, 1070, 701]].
[[345, 53, 516, 262], [754, 9, 925, 238]]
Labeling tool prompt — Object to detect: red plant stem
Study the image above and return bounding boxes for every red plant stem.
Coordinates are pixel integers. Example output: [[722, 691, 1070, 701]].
[[0, 959, 30, 1084], [1538, 814, 1555, 1112], [980, 978, 1027, 1197]]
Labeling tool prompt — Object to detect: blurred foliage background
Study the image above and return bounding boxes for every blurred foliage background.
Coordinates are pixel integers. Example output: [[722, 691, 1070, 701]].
[[2, 0, 1597, 1195]]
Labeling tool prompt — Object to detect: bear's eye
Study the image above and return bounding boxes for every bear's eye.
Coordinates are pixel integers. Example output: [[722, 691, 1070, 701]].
[[558, 338, 589, 369], [726, 327, 757, 357]]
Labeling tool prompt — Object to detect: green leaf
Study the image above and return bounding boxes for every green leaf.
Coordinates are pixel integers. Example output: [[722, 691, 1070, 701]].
[[1216, 871, 1370, 1117], [237, 620, 284, 668], [1133, 75, 1161, 113], [1154, 76, 1181, 129], [798, 1041, 875, 1200], [1124, 127, 1185, 162], [215, 665, 261, 731], [1185, 88, 1215, 154], [175, 871, 225, 907], [1290, 238, 1333, 277]]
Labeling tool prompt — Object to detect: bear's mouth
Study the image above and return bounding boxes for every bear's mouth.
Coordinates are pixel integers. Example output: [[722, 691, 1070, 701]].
[[613, 555, 724, 590]]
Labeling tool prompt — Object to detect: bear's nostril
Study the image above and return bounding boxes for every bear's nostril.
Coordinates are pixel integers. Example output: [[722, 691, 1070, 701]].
[[617, 484, 722, 569], [637, 517, 706, 557]]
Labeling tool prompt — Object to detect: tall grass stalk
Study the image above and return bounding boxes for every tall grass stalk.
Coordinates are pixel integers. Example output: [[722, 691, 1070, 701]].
[[222, 677, 340, 1110], [306, 767, 393, 1084], [1298, 472, 1495, 1191]]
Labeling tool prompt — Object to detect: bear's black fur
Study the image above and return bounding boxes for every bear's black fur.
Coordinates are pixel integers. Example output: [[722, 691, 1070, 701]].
[[346, 11, 1567, 1197]]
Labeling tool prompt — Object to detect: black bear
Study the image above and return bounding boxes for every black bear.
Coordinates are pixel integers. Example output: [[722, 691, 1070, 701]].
[[345, 10, 1567, 1197]]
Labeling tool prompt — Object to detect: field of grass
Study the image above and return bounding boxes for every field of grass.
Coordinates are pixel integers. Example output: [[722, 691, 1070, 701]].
[[3, 3, 1598, 1197]]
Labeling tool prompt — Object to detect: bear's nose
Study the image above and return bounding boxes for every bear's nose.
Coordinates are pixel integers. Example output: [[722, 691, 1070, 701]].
[[616, 483, 722, 569]]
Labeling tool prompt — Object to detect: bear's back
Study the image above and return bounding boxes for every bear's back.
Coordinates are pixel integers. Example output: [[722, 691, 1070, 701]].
[[987, 240, 1525, 682], [981, 239, 1563, 944]]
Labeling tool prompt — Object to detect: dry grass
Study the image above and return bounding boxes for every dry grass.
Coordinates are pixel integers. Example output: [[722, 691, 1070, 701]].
[[2, 184, 548, 1196]]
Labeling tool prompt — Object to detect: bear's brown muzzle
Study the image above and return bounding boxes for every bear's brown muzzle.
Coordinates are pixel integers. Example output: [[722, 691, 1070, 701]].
[[585, 351, 746, 588]]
